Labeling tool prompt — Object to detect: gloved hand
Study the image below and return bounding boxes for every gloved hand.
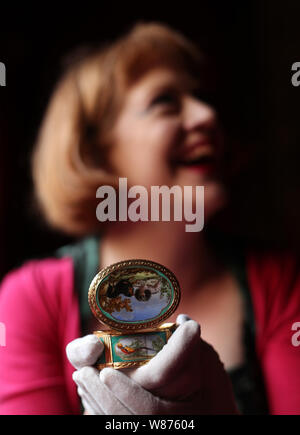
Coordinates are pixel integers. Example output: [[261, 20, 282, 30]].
[[66, 315, 239, 415]]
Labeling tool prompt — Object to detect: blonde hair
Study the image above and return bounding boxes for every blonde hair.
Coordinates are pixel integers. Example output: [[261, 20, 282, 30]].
[[32, 22, 205, 236]]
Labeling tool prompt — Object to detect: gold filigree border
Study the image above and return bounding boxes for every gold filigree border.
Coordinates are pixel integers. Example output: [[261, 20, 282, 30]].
[[95, 360, 150, 370]]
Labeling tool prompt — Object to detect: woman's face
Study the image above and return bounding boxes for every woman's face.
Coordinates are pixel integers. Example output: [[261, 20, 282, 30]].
[[108, 67, 227, 220]]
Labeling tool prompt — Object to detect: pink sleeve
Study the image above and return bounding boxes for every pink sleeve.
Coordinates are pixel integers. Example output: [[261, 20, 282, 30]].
[[248, 251, 300, 414], [0, 258, 81, 415]]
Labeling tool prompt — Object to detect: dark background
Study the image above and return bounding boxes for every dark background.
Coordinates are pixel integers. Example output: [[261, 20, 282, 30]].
[[1, 0, 300, 280]]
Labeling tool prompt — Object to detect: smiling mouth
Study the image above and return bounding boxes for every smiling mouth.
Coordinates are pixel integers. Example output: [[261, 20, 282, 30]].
[[174, 153, 216, 166], [171, 144, 217, 173]]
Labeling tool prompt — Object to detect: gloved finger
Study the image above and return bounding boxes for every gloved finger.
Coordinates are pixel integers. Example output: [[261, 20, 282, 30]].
[[176, 313, 191, 325], [130, 320, 201, 390], [73, 368, 105, 414], [78, 385, 104, 415], [66, 334, 104, 370], [100, 368, 173, 415], [73, 367, 132, 415], [82, 397, 97, 415], [121, 316, 194, 393], [77, 387, 104, 415]]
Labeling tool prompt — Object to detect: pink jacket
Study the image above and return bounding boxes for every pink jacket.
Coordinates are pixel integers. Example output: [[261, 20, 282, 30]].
[[0, 257, 80, 414], [0, 249, 300, 414]]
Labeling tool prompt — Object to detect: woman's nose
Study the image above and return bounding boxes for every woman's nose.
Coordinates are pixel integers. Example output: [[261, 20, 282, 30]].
[[182, 96, 217, 131]]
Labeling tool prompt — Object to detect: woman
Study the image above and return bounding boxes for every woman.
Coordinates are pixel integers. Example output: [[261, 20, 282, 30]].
[[0, 22, 300, 415]]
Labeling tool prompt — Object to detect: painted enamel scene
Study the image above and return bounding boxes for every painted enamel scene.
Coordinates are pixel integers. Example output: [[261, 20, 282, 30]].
[[96, 267, 174, 324], [112, 333, 166, 362]]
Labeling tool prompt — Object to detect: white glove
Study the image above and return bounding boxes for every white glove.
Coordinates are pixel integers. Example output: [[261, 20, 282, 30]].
[[66, 315, 239, 415]]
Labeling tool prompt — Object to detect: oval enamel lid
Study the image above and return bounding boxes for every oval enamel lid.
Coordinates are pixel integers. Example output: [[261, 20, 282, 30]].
[[88, 259, 181, 332]]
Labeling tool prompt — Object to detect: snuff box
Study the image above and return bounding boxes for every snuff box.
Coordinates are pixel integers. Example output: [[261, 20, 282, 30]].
[[88, 259, 180, 369]]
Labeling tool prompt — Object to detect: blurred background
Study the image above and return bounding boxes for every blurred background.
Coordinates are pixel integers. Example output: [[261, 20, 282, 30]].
[[1, 0, 300, 280]]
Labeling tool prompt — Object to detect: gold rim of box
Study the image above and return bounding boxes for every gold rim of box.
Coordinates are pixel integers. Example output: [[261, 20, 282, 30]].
[[88, 259, 181, 332], [93, 322, 176, 336], [96, 360, 150, 370]]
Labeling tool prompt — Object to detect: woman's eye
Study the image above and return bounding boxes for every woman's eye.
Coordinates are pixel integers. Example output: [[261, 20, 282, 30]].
[[150, 92, 179, 107]]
